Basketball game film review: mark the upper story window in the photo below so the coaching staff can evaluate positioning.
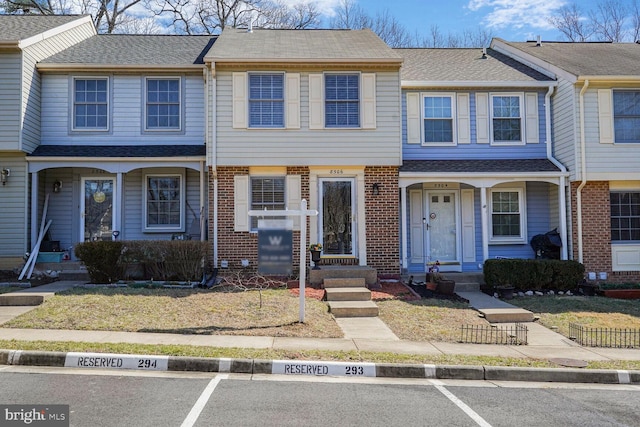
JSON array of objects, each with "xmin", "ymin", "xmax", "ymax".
[
  {"xmin": 146, "ymin": 78, "xmax": 181, "ymax": 130},
  {"xmin": 249, "ymin": 73, "xmax": 284, "ymax": 128},
  {"xmin": 613, "ymin": 90, "xmax": 640, "ymax": 143},
  {"xmin": 325, "ymin": 74, "xmax": 360, "ymax": 128},
  {"xmin": 145, "ymin": 174, "xmax": 184, "ymax": 232},
  {"xmin": 423, "ymin": 94, "xmax": 455, "ymax": 144},
  {"xmin": 490, "ymin": 187, "xmax": 526, "ymax": 243},
  {"xmin": 491, "ymin": 94, "xmax": 523, "ymax": 143},
  {"xmin": 73, "ymin": 78, "xmax": 108, "ymax": 130},
  {"xmin": 610, "ymin": 191, "xmax": 640, "ymax": 241},
  {"xmin": 250, "ymin": 177, "xmax": 285, "ymax": 230}
]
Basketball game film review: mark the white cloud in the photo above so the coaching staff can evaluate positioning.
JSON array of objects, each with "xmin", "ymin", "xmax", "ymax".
[
  {"xmin": 466, "ymin": 0, "xmax": 567, "ymax": 30},
  {"xmin": 277, "ymin": 0, "xmax": 344, "ymax": 17}
]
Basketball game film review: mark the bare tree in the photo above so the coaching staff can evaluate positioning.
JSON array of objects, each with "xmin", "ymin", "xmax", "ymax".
[
  {"xmin": 548, "ymin": 4, "xmax": 593, "ymax": 41},
  {"xmin": 460, "ymin": 27, "xmax": 493, "ymax": 47},
  {"xmin": 631, "ymin": 0, "xmax": 640, "ymax": 41},
  {"xmin": 258, "ymin": 0, "xmax": 320, "ymax": 29},
  {"xmin": 589, "ymin": 0, "xmax": 628, "ymax": 41}
]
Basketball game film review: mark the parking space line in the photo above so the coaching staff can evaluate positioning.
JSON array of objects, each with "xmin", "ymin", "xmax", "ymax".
[
  {"xmin": 430, "ymin": 379, "xmax": 493, "ymax": 427},
  {"xmin": 181, "ymin": 374, "xmax": 228, "ymax": 427}
]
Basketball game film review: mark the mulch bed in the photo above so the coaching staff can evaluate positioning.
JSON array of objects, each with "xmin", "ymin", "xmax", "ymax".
[{"xmin": 288, "ymin": 279, "xmax": 419, "ymax": 301}]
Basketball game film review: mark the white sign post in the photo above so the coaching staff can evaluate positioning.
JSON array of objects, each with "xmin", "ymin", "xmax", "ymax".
[{"xmin": 248, "ymin": 199, "xmax": 318, "ymax": 323}]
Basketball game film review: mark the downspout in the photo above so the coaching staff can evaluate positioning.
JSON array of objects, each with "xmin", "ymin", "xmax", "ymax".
[
  {"xmin": 207, "ymin": 64, "xmax": 219, "ymax": 268},
  {"xmin": 544, "ymin": 85, "xmax": 569, "ymax": 260},
  {"xmin": 576, "ymin": 80, "xmax": 590, "ymax": 263}
]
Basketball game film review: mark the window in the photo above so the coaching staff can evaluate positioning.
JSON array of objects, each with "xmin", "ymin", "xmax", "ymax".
[
  {"xmin": 613, "ymin": 91, "xmax": 640, "ymax": 143},
  {"xmin": 73, "ymin": 78, "xmax": 108, "ymax": 130},
  {"xmin": 145, "ymin": 175, "xmax": 183, "ymax": 231},
  {"xmin": 491, "ymin": 95, "xmax": 522, "ymax": 143},
  {"xmin": 490, "ymin": 188, "xmax": 526, "ymax": 241},
  {"xmin": 146, "ymin": 78, "xmax": 181, "ymax": 130},
  {"xmin": 325, "ymin": 74, "xmax": 359, "ymax": 128},
  {"xmin": 423, "ymin": 95, "xmax": 454, "ymax": 143},
  {"xmin": 611, "ymin": 192, "xmax": 640, "ymax": 241},
  {"xmin": 249, "ymin": 74, "xmax": 284, "ymax": 127},
  {"xmin": 250, "ymin": 177, "xmax": 285, "ymax": 230}
]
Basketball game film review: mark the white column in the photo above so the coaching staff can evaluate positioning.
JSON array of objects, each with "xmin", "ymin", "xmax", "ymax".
[
  {"xmin": 400, "ymin": 184, "xmax": 408, "ymax": 270},
  {"xmin": 558, "ymin": 176, "xmax": 568, "ymax": 260},
  {"xmin": 30, "ymin": 171, "xmax": 39, "ymax": 249},
  {"xmin": 480, "ymin": 187, "xmax": 489, "ymax": 263},
  {"xmin": 114, "ymin": 172, "xmax": 123, "ymax": 239}
]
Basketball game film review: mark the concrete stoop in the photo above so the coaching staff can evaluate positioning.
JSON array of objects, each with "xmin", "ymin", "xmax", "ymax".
[
  {"xmin": 310, "ymin": 266, "xmax": 377, "ymax": 286},
  {"xmin": 0, "ymin": 293, "xmax": 46, "ymax": 306},
  {"xmin": 479, "ymin": 308, "xmax": 536, "ymax": 323},
  {"xmin": 324, "ymin": 277, "xmax": 379, "ymax": 318}
]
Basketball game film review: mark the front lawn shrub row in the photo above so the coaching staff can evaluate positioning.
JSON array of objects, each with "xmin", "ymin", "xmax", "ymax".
[
  {"xmin": 483, "ymin": 259, "xmax": 585, "ymax": 291},
  {"xmin": 75, "ymin": 240, "xmax": 211, "ymax": 284}
]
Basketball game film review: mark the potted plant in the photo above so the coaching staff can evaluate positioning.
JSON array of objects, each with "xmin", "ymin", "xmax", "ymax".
[
  {"xmin": 308, "ymin": 243, "xmax": 322, "ymax": 270},
  {"xmin": 496, "ymin": 284, "xmax": 515, "ymax": 299}
]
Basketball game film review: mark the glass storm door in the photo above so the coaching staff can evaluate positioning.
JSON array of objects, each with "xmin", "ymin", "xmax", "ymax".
[
  {"xmin": 81, "ymin": 178, "xmax": 115, "ymax": 241},
  {"xmin": 320, "ymin": 178, "xmax": 355, "ymax": 256},
  {"xmin": 426, "ymin": 191, "xmax": 457, "ymax": 263}
]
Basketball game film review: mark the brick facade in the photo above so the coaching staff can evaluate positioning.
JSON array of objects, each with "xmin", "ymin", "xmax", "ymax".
[
  {"xmin": 209, "ymin": 165, "xmax": 400, "ymax": 277},
  {"xmin": 365, "ymin": 166, "xmax": 400, "ymax": 276},
  {"xmin": 570, "ymin": 181, "xmax": 640, "ymax": 283}
]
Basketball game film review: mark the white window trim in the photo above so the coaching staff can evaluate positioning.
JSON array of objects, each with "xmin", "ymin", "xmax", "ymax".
[
  {"xmin": 144, "ymin": 76, "xmax": 182, "ymax": 132},
  {"xmin": 421, "ymin": 92, "xmax": 457, "ymax": 147},
  {"xmin": 489, "ymin": 186, "xmax": 527, "ymax": 244},
  {"xmin": 490, "ymin": 92, "xmax": 525, "ymax": 146},
  {"xmin": 323, "ymin": 71, "xmax": 361, "ymax": 129},
  {"xmin": 247, "ymin": 72, "xmax": 286, "ymax": 129},
  {"xmin": 143, "ymin": 172, "xmax": 185, "ymax": 233},
  {"xmin": 71, "ymin": 76, "xmax": 110, "ymax": 132}
]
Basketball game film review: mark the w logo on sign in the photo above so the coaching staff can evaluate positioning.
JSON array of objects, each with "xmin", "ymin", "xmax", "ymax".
[{"xmin": 269, "ymin": 235, "xmax": 283, "ymax": 246}]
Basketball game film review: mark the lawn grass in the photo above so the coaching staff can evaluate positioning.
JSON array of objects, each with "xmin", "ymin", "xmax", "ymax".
[
  {"xmin": 3, "ymin": 287, "xmax": 343, "ymax": 338},
  {"xmin": 509, "ymin": 295, "xmax": 640, "ymax": 338}
]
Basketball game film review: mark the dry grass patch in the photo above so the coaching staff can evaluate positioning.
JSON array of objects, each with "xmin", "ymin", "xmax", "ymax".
[
  {"xmin": 378, "ymin": 298, "xmax": 488, "ymax": 342},
  {"xmin": 3, "ymin": 287, "xmax": 342, "ymax": 338},
  {"xmin": 510, "ymin": 296, "xmax": 640, "ymax": 338}
]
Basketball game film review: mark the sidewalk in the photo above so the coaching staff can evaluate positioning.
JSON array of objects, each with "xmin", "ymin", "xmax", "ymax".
[{"xmin": 1, "ymin": 281, "xmax": 639, "ymax": 363}]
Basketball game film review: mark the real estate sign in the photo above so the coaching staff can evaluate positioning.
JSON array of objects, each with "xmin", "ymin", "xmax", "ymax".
[{"xmin": 257, "ymin": 221, "xmax": 293, "ymax": 275}]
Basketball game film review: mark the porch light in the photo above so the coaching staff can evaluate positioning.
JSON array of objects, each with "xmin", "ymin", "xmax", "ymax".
[
  {"xmin": 53, "ymin": 180, "xmax": 62, "ymax": 193},
  {"xmin": 372, "ymin": 183, "xmax": 381, "ymax": 196},
  {"xmin": 1, "ymin": 168, "xmax": 9, "ymax": 185}
]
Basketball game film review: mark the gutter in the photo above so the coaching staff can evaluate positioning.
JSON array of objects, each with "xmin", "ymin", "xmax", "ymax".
[
  {"xmin": 401, "ymin": 80, "xmax": 556, "ymax": 89},
  {"xmin": 576, "ymin": 80, "xmax": 590, "ymax": 263}
]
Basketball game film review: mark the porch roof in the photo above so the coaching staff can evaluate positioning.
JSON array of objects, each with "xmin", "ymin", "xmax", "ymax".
[
  {"xmin": 28, "ymin": 145, "xmax": 205, "ymax": 158},
  {"xmin": 399, "ymin": 159, "xmax": 562, "ymax": 174}
]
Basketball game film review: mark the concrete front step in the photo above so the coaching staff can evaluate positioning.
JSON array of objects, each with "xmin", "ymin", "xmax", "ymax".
[
  {"xmin": 309, "ymin": 266, "xmax": 377, "ymax": 286},
  {"xmin": 0, "ymin": 294, "xmax": 46, "ymax": 306},
  {"xmin": 323, "ymin": 277, "xmax": 366, "ymax": 289},
  {"xmin": 454, "ymin": 282, "xmax": 480, "ymax": 292},
  {"xmin": 479, "ymin": 308, "xmax": 535, "ymax": 323},
  {"xmin": 325, "ymin": 287, "xmax": 371, "ymax": 301},
  {"xmin": 328, "ymin": 300, "xmax": 379, "ymax": 317}
]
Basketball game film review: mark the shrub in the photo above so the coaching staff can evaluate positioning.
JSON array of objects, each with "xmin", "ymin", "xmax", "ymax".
[
  {"xmin": 74, "ymin": 241, "xmax": 124, "ymax": 284},
  {"xmin": 484, "ymin": 259, "xmax": 584, "ymax": 291}
]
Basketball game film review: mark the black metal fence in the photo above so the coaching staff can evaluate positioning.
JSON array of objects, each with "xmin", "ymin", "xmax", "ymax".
[
  {"xmin": 459, "ymin": 323, "xmax": 528, "ymax": 345},
  {"xmin": 569, "ymin": 323, "xmax": 640, "ymax": 348}
]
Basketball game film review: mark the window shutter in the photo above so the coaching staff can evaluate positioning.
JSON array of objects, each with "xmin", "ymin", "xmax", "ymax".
[
  {"xmin": 457, "ymin": 93, "xmax": 470, "ymax": 144},
  {"xmin": 525, "ymin": 92, "xmax": 539, "ymax": 143},
  {"xmin": 476, "ymin": 92, "xmax": 489, "ymax": 144},
  {"xmin": 308, "ymin": 73, "xmax": 323, "ymax": 129},
  {"xmin": 361, "ymin": 73, "xmax": 376, "ymax": 129},
  {"xmin": 286, "ymin": 73, "xmax": 300, "ymax": 129},
  {"xmin": 406, "ymin": 92, "xmax": 420, "ymax": 144},
  {"xmin": 234, "ymin": 175, "xmax": 249, "ymax": 232},
  {"xmin": 598, "ymin": 89, "xmax": 614, "ymax": 144},
  {"xmin": 286, "ymin": 175, "xmax": 302, "ymax": 230},
  {"xmin": 232, "ymin": 72, "xmax": 247, "ymax": 129}
]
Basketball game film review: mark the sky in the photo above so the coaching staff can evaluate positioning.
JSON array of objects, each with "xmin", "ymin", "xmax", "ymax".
[{"xmin": 304, "ymin": 0, "xmax": 602, "ymax": 42}]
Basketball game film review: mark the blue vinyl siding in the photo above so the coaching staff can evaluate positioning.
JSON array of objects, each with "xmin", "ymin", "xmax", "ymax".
[{"xmin": 402, "ymin": 90, "xmax": 548, "ymax": 160}]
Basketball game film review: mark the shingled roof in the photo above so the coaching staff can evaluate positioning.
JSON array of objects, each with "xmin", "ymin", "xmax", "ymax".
[
  {"xmin": 29, "ymin": 145, "xmax": 205, "ymax": 158},
  {"xmin": 206, "ymin": 28, "xmax": 402, "ymax": 64},
  {"xmin": 39, "ymin": 34, "xmax": 216, "ymax": 69},
  {"xmin": 397, "ymin": 48, "xmax": 553, "ymax": 84},
  {"xmin": 496, "ymin": 39, "xmax": 640, "ymax": 77},
  {"xmin": 0, "ymin": 15, "xmax": 88, "ymax": 42},
  {"xmin": 400, "ymin": 159, "xmax": 562, "ymax": 174}
]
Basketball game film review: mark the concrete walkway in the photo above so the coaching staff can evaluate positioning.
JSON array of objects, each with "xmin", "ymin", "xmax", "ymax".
[
  {"xmin": 0, "ymin": 282, "xmax": 639, "ymax": 363},
  {"xmin": 457, "ymin": 290, "xmax": 536, "ymax": 322}
]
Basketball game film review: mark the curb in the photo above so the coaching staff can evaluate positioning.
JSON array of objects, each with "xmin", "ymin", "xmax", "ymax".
[{"xmin": 1, "ymin": 349, "xmax": 638, "ymax": 384}]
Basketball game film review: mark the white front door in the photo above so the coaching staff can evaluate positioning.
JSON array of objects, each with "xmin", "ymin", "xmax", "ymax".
[
  {"xmin": 425, "ymin": 190, "xmax": 460, "ymax": 269},
  {"xmin": 81, "ymin": 177, "xmax": 115, "ymax": 241},
  {"xmin": 319, "ymin": 178, "xmax": 356, "ymax": 256}
]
